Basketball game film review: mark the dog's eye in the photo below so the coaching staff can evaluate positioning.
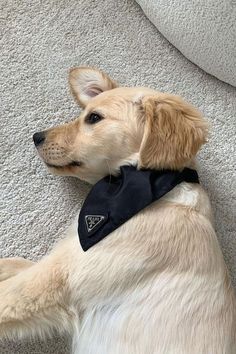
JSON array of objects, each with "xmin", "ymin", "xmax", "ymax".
[{"xmin": 86, "ymin": 113, "xmax": 103, "ymax": 124}]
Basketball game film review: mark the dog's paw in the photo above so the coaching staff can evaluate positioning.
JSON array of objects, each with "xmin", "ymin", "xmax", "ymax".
[{"xmin": 0, "ymin": 257, "xmax": 34, "ymax": 281}]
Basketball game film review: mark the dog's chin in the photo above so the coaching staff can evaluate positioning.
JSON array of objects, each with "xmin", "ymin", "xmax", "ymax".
[
  {"xmin": 44, "ymin": 162, "xmax": 105, "ymax": 184},
  {"xmin": 41, "ymin": 159, "xmax": 81, "ymax": 177},
  {"xmin": 46, "ymin": 161, "xmax": 82, "ymax": 169},
  {"xmin": 42, "ymin": 153, "xmax": 140, "ymax": 184},
  {"xmin": 46, "ymin": 164, "xmax": 80, "ymax": 177}
]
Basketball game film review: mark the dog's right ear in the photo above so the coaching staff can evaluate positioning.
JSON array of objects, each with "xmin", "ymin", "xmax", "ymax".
[{"xmin": 69, "ymin": 67, "xmax": 118, "ymax": 107}]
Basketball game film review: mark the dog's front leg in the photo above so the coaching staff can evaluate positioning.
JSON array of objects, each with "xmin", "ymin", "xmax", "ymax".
[
  {"xmin": 0, "ymin": 254, "xmax": 72, "ymax": 341},
  {"xmin": 0, "ymin": 257, "xmax": 35, "ymax": 281}
]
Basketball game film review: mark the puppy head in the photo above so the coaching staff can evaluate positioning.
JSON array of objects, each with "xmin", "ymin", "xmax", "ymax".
[{"xmin": 34, "ymin": 67, "xmax": 208, "ymax": 183}]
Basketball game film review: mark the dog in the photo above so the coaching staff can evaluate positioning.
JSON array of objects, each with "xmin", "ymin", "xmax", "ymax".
[{"xmin": 0, "ymin": 67, "xmax": 235, "ymax": 353}]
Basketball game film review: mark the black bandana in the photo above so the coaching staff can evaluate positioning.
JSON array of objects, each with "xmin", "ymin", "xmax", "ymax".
[{"xmin": 78, "ymin": 166, "xmax": 199, "ymax": 251}]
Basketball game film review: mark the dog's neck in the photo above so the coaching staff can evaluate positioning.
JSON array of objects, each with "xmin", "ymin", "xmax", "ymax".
[
  {"xmin": 115, "ymin": 154, "xmax": 197, "ymax": 175},
  {"xmin": 78, "ymin": 165, "xmax": 199, "ymax": 251},
  {"xmin": 86, "ymin": 154, "xmax": 198, "ymax": 185}
]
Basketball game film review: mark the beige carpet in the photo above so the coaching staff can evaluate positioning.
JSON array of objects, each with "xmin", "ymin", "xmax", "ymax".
[{"xmin": 1, "ymin": 0, "xmax": 236, "ymax": 352}]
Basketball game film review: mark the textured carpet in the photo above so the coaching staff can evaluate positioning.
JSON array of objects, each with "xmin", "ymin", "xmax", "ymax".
[{"xmin": 1, "ymin": 0, "xmax": 235, "ymax": 353}]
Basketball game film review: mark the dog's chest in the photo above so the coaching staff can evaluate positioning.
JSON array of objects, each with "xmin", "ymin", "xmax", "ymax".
[{"xmin": 162, "ymin": 181, "xmax": 199, "ymax": 206}]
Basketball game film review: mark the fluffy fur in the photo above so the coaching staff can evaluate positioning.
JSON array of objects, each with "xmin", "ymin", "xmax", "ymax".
[{"xmin": 0, "ymin": 67, "xmax": 235, "ymax": 353}]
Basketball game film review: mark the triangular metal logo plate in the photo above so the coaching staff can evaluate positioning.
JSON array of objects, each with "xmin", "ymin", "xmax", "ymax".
[{"xmin": 85, "ymin": 215, "xmax": 105, "ymax": 233}]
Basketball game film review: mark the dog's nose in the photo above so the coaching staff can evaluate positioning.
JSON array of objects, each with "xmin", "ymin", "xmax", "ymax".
[{"xmin": 33, "ymin": 131, "xmax": 45, "ymax": 147}]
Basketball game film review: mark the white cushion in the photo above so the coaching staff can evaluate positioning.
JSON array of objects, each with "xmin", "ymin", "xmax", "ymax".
[{"xmin": 136, "ymin": 0, "xmax": 236, "ymax": 87}]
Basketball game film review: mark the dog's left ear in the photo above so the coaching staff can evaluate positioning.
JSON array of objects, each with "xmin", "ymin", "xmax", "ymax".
[
  {"xmin": 69, "ymin": 67, "xmax": 117, "ymax": 107},
  {"xmin": 138, "ymin": 94, "xmax": 208, "ymax": 170}
]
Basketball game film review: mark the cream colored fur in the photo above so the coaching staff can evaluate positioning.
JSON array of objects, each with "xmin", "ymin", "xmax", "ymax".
[{"xmin": 0, "ymin": 67, "xmax": 235, "ymax": 354}]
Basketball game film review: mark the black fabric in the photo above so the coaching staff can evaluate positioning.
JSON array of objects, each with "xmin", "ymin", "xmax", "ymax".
[{"xmin": 78, "ymin": 166, "xmax": 199, "ymax": 251}]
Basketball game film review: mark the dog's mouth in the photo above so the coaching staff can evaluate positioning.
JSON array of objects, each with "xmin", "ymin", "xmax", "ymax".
[{"xmin": 46, "ymin": 161, "xmax": 82, "ymax": 169}]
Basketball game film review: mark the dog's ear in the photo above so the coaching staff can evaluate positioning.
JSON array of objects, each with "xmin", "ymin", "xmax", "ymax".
[
  {"xmin": 139, "ymin": 94, "xmax": 208, "ymax": 170},
  {"xmin": 69, "ymin": 67, "xmax": 117, "ymax": 107}
]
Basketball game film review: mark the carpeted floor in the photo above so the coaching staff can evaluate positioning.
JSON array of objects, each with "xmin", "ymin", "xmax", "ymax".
[{"xmin": 1, "ymin": 0, "xmax": 235, "ymax": 352}]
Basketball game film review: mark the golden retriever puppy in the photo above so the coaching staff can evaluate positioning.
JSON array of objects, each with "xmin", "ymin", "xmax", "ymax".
[{"xmin": 0, "ymin": 67, "xmax": 235, "ymax": 354}]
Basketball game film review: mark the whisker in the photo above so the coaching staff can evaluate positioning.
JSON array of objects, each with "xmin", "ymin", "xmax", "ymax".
[{"xmin": 105, "ymin": 159, "xmax": 112, "ymax": 186}]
